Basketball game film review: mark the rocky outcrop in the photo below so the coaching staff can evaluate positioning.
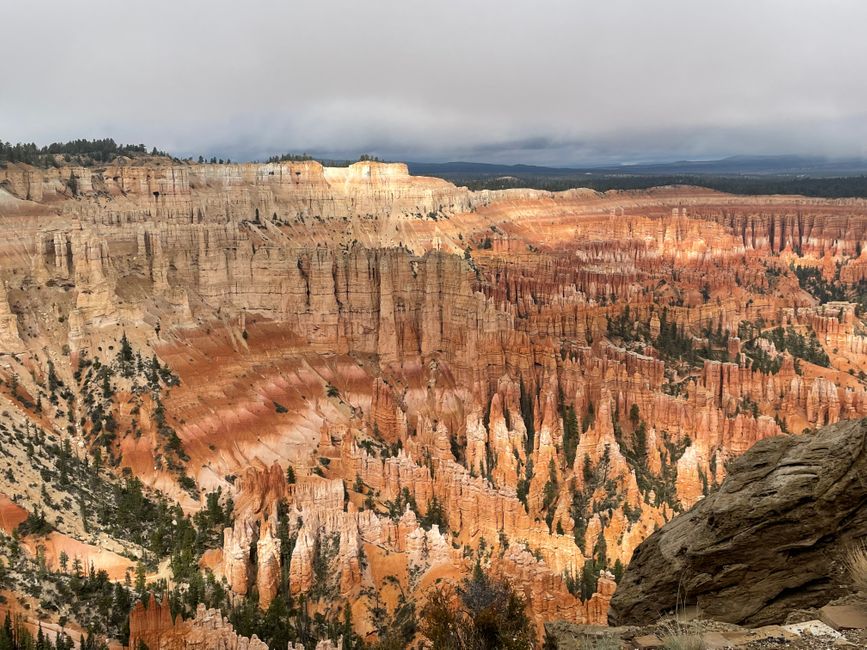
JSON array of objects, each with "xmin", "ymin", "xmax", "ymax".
[
  {"xmin": 220, "ymin": 463, "xmax": 291, "ymax": 604},
  {"xmin": 222, "ymin": 519, "xmax": 255, "ymax": 596},
  {"xmin": 0, "ymin": 282, "xmax": 23, "ymax": 353},
  {"xmin": 609, "ymin": 418, "xmax": 867, "ymax": 627},
  {"xmin": 692, "ymin": 203, "xmax": 867, "ymax": 257},
  {"xmin": 255, "ymin": 517, "xmax": 282, "ymax": 610},
  {"xmin": 129, "ymin": 595, "xmax": 269, "ymax": 650},
  {"xmin": 494, "ymin": 546, "xmax": 616, "ymax": 632}
]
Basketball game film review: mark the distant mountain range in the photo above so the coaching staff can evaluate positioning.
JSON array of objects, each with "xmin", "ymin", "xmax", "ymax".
[{"xmin": 408, "ymin": 155, "xmax": 867, "ymax": 178}]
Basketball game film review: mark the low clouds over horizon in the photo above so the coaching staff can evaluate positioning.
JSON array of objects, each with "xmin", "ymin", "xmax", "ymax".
[{"xmin": 2, "ymin": 0, "xmax": 866, "ymax": 165}]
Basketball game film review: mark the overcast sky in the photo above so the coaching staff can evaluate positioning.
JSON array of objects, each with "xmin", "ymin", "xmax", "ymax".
[{"xmin": 1, "ymin": 1, "xmax": 865, "ymax": 165}]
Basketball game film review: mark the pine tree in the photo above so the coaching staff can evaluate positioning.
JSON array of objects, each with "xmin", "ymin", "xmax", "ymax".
[
  {"xmin": 519, "ymin": 376, "xmax": 535, "ymax": 454},
  {"xmin": 135, "ymin": 562, "xmax": 147, "ymax": 595},
  {"xmin": 119, "ymin": 333, "xmax": 134, "ymax": 377},
  {"xmin": 562, "ymin": 405, "xmax": 579, "ymax": 467},
  {"xmin": 0, "ymin": 612, "xmax": 13, "ymax": 650}
]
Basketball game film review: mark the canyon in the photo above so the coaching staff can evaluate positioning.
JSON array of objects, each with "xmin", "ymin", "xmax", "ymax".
[
  {"xmin": 2, "ymin": 156, "xmax": 867, "ymax": 647},
  {"xmin": 609, "ymin": 416, "xmax": 867, "ymax": 627}
]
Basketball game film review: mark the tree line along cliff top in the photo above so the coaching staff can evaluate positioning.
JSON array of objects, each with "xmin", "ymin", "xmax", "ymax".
[{"xmin": 6, "ymin": 137, "xmax": 867, "ymax": 199}]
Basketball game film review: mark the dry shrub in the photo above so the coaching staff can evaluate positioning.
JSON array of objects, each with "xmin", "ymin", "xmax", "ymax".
[
  {"xmin": 661, "ymin": 635, "xmax": 704, "ymax": 650},
  {"xmin": 576, "ymin": 637, "xmax": 622, "ymax": 650},
  {"xmin": 845, "ymin": 542, "xmax": 867, "ymax": 593},
  {"xmin": 657, "ymin": 619, "xmax": 705, "ymax": 650}
]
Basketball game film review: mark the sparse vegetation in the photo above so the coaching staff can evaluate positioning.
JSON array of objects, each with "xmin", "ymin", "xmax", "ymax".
[
  {"xmin": 0, "ymin": 138, "xmax": 168, "ymax": 167},
  {"xmin": 658, "ymin": 621, "xmax": 705, "ymax": 650},
  {"xmin": 419, "ymin": 563, "xmax": 534, "ymax": 650},
  {"xmin": 845, "ymin": 542, "xmax": 867, "ymax": 594}
]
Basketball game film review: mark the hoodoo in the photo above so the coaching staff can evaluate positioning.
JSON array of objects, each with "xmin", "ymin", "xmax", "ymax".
[{"xmin": 3, "ymin": 155, "xmax": 867, "ymax": 647}]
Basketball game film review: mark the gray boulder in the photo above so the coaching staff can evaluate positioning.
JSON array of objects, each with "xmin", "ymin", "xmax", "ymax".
[{"xmin": 609, "ymin": 418, "xmax": 867, "ymax": 626}]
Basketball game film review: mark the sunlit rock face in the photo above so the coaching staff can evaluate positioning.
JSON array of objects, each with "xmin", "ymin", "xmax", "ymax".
[
  {"xmin": 129, "ymin": 595, "xmax": 270, "ymax": 650},
  {"xmin": 3, "ymin": 157, "xmax": 867, "ymax": 642}
]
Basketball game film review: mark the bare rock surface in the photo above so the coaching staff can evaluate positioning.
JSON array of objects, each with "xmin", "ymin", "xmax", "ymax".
[{"xmin": 547, "ymin": 616, "xmax": 867, "ymax": 649}]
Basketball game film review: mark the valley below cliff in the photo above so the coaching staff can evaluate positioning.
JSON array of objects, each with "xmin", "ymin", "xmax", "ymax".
[{"xmin": 2, "ymin": 156, "xmax": 867, "ymax": 648}]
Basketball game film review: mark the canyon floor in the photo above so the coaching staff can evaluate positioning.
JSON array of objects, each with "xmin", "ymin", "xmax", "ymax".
[{"xmin": 2, "ymin": 155, "xmax": 867, "ymax": 648}]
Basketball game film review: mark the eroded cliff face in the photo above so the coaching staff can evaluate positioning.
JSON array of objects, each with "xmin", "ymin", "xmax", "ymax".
[
  {"xmin": 129, "ymin": 594, "xmax": 271, "ymax": 650},
  {"xmin": 3, "ymin": 159, "xmax": 867, "ymax": 645}
]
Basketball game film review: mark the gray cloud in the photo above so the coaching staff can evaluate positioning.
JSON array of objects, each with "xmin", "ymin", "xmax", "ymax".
[{"xmin": 1, "ymin": 0, "xmax": 865, "ymax": 165}]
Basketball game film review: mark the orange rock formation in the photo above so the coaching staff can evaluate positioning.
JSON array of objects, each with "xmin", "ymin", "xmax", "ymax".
[{"xmin": 2, "ymin": 158, "xmax": 867, "ymax": 644}]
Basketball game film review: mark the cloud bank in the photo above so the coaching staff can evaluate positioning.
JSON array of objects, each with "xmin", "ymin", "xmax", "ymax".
[{"xmin": 1, "ymin": 0, "xmax": 865, "ymax": 165}]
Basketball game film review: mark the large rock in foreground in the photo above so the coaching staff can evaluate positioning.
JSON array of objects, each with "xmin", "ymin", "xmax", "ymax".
[{"xmin": 609, "ymin": 418, "xmax": 867, "ymax": 627}]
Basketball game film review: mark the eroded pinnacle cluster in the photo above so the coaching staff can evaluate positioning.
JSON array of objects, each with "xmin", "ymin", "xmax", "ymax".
[{"xmin": 1, "ymin": 158, "xmax": 867, "ymax": 645}]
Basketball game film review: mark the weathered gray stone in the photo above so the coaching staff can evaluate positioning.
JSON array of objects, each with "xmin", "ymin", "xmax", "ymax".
[
  {"xmin": 819, "ymin": 604, "xmax": 867, "ymax": 630},
  {"xmin": 719, "ymin": 625, "xmax": 797, "ymax": 646},
  {"xmin": 610, "ymin": 419, "xmax": 867, "ymax": 627},
  {"xmin": 699, "ymin": 631, "xmax": 732, "ymax": 649},
  {"xmin": 631, "ymin": 634, "xmax": 663, "ymax": 648},
  {"xmin": 543, "ymin": 620, "xmax": 633, "ymax": 650},
  {"xmin": 781, "ymin": 619, "xmax": 841, "ymax": 638}
]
